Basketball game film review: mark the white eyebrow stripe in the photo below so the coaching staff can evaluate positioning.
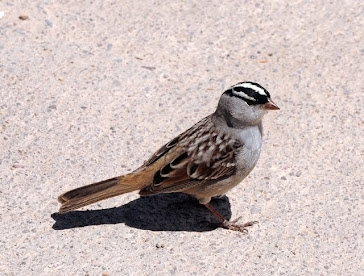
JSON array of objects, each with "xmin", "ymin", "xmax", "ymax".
[
  {"xmin": 238, "ymin": 83, "xmax": 267, "ymax": 96},
  {"xmin": 232, "ymin": 90, "xmax": 257, "ymax": 101}
]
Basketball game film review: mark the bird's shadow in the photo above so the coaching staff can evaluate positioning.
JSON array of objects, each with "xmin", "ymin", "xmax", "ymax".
[{"xmin": 51, "ymin": 194, "xmax": 232, "ymax": 232}]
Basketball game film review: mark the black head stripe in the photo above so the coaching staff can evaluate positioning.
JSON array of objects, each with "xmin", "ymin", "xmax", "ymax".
[
  {"xmin": 235, "ymin": 82, "xmax": 271, "ymax": 97},
  {"xmin": 224, "ymin": 89, "xmax": 257, "ymax": 105},
  {"xmin": 233, "ymin": 86, "xmax": 269, "ymax": 104},
  {"xmin": 224, "ymin": 82, "xmax": 270, "ymax": 105}
]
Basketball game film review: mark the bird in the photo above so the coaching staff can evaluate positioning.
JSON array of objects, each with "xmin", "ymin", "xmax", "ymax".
[{"xmin": 58, "ymin": 81, "xmax": 279, "ymax": 233}]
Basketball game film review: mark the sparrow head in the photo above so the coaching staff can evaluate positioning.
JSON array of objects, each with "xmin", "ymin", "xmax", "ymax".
[
  {"xmin": 217, "ymin": 82, "xmax": 279, "ymax": 126},
  {"xmin": 225, "ymin": 81, "xmax": 279, "ymax": 110}
]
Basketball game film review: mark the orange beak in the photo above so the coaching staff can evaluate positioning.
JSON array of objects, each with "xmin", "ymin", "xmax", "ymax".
[{"xmin": 264, "ymin": 99, "xmax": 280, "ymax": 110}]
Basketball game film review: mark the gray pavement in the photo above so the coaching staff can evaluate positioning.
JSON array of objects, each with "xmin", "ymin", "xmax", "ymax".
[{"xmin": 0, "ymin": 0, "xmax": 363, "ymax": 275}]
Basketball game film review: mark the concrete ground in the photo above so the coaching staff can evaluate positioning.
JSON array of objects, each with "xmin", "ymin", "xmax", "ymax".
[{"xmin": 0, "ymin": 0, "xmax": 363, "ymax": 275}]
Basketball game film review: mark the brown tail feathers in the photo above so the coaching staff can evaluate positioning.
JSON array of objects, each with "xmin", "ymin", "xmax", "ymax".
[{"xmin": 58, "ymin": 173, "xmax": 148, "ymax": 213}]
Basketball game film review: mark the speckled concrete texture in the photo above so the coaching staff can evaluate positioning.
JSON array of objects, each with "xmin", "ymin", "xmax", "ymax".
[{"xmin": 0, "ymin": 0, "xmax": 363, "ymax": 275}]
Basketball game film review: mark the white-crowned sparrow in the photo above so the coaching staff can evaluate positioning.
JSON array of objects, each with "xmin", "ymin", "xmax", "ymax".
[{"xmin": 58, "ymin": 82, "xmax": 279, "ymax": 233}]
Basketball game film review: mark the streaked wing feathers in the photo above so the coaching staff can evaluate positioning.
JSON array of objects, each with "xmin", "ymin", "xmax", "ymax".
[{"xmin": 139, "ymin": 116, "xmax": 241, "ymax": 195}]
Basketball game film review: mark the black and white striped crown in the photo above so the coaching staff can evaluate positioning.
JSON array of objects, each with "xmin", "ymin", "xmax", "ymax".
[{"xmin": 224, "ymin": 82, "xmax": 271, "ymax": 105}]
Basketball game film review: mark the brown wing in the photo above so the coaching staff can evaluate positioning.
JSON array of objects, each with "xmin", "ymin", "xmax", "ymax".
[
  {"xmin": 142, "ymin": 135, "xmax": 180, "ymax": 167},
  {"xmin": 139, "ymin": 116, "xmax": 241, "ymax": 195}
]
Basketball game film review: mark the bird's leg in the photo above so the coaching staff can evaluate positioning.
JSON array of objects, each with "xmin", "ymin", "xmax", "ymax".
[{"xmin": 203, "ymin": 203, "xmax": 258, "ymax": 233}]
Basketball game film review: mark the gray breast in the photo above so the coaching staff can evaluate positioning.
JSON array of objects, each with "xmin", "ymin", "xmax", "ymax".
[{"xmin": 234, "ymin": 125, "xmax": 262, "ymax": 173}]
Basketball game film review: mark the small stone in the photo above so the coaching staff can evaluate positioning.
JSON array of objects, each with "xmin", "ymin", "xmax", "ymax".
[
  {"xmin": 296, "ymin": 170, "xmax": 302, "ymax": 177},
  {"xmin": 141, "ymin": 66, "xmax": 156, "ymax": 71},
  {"xmin": 19, "ymin": 15, "xmax": 29, "ymax": 20},
  {"xmin": 281, "ymin": 176, "xmax": 287, "ymax": 180},
  {"xmin": 156, "ymin": 243, "xmax": 165, "ymax": 248},
  {"xmin": 45, "ymin": 19, "xmax": 53, "ymax": 27}
]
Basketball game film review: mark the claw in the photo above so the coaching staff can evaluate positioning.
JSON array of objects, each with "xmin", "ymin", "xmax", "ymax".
[
  {"xmin": 203, "ymin": 203, "xmax": 258, "ymax": 233},
  {"xmin": 221, "ymin": 218, "xmax": 258, "ymax": 233}
]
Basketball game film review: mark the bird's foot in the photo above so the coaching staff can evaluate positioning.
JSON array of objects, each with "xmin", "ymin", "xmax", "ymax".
[{"xmin": 221, "ymin": 217, "xmax": 258, "ymax": 233}]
